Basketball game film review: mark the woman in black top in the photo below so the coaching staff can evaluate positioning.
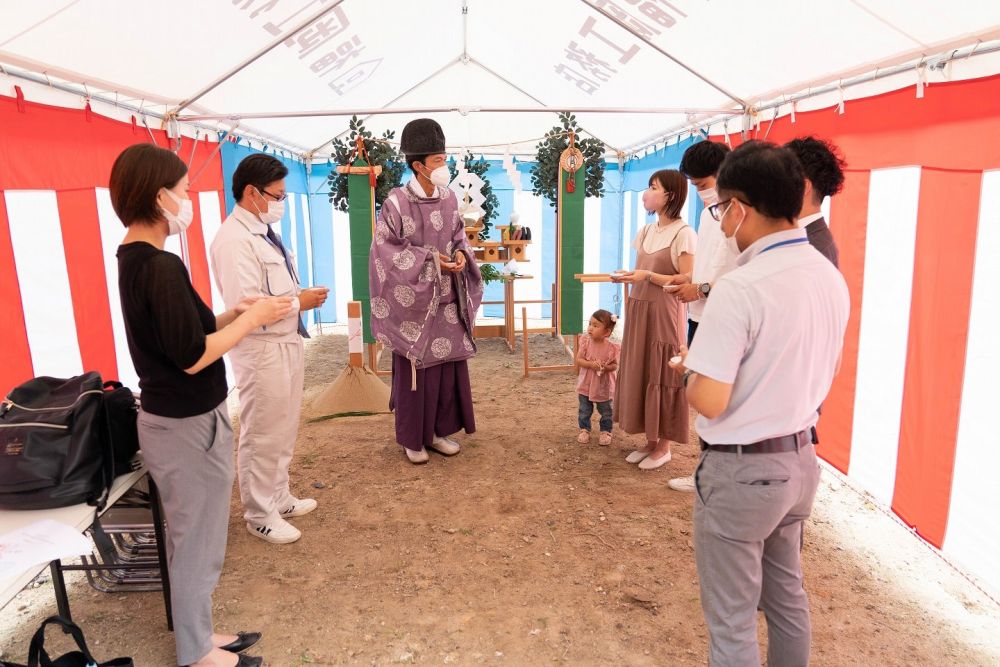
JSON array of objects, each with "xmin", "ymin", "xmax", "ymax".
[{"xmin": 111, "ymin": 144, "xmax": 291, "ymax": 667}]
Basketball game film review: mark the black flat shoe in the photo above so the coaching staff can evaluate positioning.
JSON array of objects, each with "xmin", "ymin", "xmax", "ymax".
[
  {"xmin": 181, "ymin": 655, "xmax": 262, "ymax": 667},
  {"xmin": 220, "ymin": 631, "xmax": 262, "ymax": 653}
]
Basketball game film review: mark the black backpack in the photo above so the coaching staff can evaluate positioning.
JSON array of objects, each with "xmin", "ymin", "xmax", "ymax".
[
  {"xmin": 0, "ymin": 372, "xmax": 113, "ymax": 510},
  {"xmin": 101, "ymin": 380, "xmax": 140, "ymax": 477}
]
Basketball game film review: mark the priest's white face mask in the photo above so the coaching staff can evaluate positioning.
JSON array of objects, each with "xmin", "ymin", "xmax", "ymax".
[
  {"xmin": 427, "ymin": 166, "xmax": 451, "ymax": 188},
  {"xmin": 417, "ymin": 154, "xmax": 451, "ymax": 188}
]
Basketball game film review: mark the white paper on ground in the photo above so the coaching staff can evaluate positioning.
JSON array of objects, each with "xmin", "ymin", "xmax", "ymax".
[{"xmin": 0, "ymin": 519, "xmax": 92, "ymax": 576}]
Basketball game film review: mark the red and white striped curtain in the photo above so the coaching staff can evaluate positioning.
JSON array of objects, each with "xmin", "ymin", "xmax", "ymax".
[
  {"xmin": 0, "ymin": 92, "xmax": 227, "ymax": 394},
  {"xmin": 710, "ymin": 73, "xmax": 1000, "ymax": 594}
]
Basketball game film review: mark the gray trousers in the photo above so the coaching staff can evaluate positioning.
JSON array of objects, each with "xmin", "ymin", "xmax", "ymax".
[
  {"xmin": 694, "ymin": 443, "xmax": 821, "ymax": 667},
  {"xmin": 138, "ymin": 402, "xmax": 234, "ymax": 666}
]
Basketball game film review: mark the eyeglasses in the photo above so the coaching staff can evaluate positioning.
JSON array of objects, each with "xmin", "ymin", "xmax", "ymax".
[
  {"xmin": 707, "ymin": 198, "xmax": 747, "ymax": 222},
  {"xmin": 707, "ymin": 199, "xmax": 732, "ymax": 222},
  {"xmin": 259, "ymin": 188, "xmax": 288, "ymax": 202}
]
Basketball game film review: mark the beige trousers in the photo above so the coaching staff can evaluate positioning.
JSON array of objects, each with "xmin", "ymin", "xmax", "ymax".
[{"xmin": 230, "ymin": 337, "xmax": 305, "ymax": 525}]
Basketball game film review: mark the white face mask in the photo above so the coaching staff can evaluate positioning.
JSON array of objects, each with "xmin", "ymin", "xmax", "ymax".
[
  {"xmin": 254, "ymin": 189, "xmax": 285, "ymax": 225},
  {"xmin": 162, "ymin": 188, "xmax": 193, "ymax": 235},
  {"xmin": 722, "ymin": 200, "xmax": 747, "ymax": 256},
  {"xmin": 697, "ymin": 187, "xmax": 718, "ymax": 206},
  {"xmin": 421, "ymin": 164, "xmax": 451, "ymax": 188}
]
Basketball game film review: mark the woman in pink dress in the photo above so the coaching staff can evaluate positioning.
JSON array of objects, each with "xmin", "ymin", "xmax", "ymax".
[{"xmin": 612, "ymin": 170, "xmax": 696, "ymax": 470}]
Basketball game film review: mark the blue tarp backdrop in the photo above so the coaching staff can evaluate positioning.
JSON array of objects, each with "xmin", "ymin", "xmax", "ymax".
[{"xmin": 218, "ymin": 136, "xmax": 704, "ymax": 324}]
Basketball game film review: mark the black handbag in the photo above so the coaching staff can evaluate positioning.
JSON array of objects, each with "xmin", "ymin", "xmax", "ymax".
[
  {"xmin": 0, "ymin": 615, "xmax": 133, "ymax": 667},
  {"xmin": 0, "ymin": 372, "xmax": 112, "ymax": 510},
  {"xmin": 101, "ymin": 381, "xmax": 139, "ymax": 477}
]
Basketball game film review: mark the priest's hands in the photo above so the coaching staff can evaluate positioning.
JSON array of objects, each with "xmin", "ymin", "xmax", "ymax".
[{"xmin": 438, "ymin": 251, "xmax": 466, "ymax": 273}]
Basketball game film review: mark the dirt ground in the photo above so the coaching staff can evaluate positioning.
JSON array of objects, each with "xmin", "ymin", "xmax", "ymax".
[{"xmin": 3, "ymin": 332, "xmax": 999, "ymax": 666}]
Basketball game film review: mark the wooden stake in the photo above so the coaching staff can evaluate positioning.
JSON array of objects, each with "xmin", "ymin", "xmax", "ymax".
[
  {"xmin": 551, "ymin": 282, "xmax": 558, "ymax": 338},
  {"xmin": 522, "ymin": 307, "xmax": 529, "ymax": 378}
]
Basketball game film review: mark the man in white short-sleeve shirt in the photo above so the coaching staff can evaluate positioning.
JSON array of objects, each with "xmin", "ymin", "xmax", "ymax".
[
  {"xmin": 674, "ymin": 140, "xmax": 737, "ymax": 346},
  {"xmin": 667, "ymin": 140, "xmax": 737, "ymax": 493},
  {"xmin": 672, "ymin": 142, "xmax": 849, "ymax": 666}
]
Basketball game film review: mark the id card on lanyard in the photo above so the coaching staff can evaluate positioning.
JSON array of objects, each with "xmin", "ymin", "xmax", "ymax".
[{"xmin": 758, "ymin": 237, "xmax": 809, "ymax": 255}]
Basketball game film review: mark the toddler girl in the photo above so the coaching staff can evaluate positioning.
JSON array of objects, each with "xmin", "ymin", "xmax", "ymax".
[{"xmin": 575, "ymin": 309, "xmax": 620, "ymax": 445}]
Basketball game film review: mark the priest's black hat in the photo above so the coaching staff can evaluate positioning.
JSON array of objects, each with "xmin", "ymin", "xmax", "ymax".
[{"xmin": 400, "ymin": 118, "xmax": 446, "ymax": 155}]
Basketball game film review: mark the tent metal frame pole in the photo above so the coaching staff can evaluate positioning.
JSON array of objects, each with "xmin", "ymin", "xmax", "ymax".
[
  {"xmin": 743, "ymin": 31, "xmax": 1000, "ymax": 116},
  {"xmin": 178, "ymin": 105, "xmax": 734, "ymax": 123},
  {"xmin": 0, "ymin": 50, "xmax": 174, "ymax": 107},
  {"xmin": 0, "ymin": 1, "xmax": 83, "ymax": 50},
  {"xmin": 306, "ymin": 53, "xmax": 631, "ymax": 156},
  {"xmin": 172, "ymin": 0, "xmax": 347, "ymax": 115},
  {"xmin": 305, "ymin": 0, "xmax": 623, "ymax": 157},
  {"xmin": 0, "ymin": 64, "xmax": 306, "ymax": 156},
  {"xmin": 308, "ymin": 57, "xmax": 463, "ymax": 156},
  {"xmin": 755, "ymin": 42, "xmax": 1000, "ymax": 113},
  {"xmin": 469, "ymin": 59, "xmax": 548, "ymax": 107},
  {"xmin": 847, "ymin": 0, "xmax": 929, "ymax": 48},
  {"xmin": 621, "ymin": 37, "xmax": 1000, "ymax": 155},
  {"xmin": 576, "ymin": 0, "xmax": 747, "ymax": 109},
  {"xmin": 462, "ymin": 0, "xmax": 470, "ymax": 60},
  {"xmin": 467, "ymin": 57, "xmax": 621, "ymax": 152}
]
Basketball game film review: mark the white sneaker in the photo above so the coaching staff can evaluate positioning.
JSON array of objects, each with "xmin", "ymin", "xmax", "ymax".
[
  {"xmin": 279, "ymin": 497, "xmax": 318, "ymax": 518},
  {"xmin": 667, "ymin": 476, "xmax": 696, "ymax": 492},
  {"xmin": 246, "ymin": 518, "xmax": 301, "ymax": 545},
  {"xmin": 638, "ymin": 450, "xmax": 672, "ymax": 470},
  {"xmin": 429, "ymin": 436, "xmax": 461, "ymax": 456},
  {"xmin": 625, "ymin": 450, "xmax": 650, "ymax": 464},
  {"xmin": 406, "ymin": 447, "xmax": 430, "ymax": 463}
]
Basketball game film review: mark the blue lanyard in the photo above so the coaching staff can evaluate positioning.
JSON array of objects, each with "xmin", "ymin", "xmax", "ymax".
[{"xmin": 759, "ymin": 237, "xmax": 809, "ymax": 255}]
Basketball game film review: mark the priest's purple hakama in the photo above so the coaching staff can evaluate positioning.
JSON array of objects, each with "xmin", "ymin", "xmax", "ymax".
[{"xmin": 369, "ymin": 180, "xmax": 484, "ymax": 451}]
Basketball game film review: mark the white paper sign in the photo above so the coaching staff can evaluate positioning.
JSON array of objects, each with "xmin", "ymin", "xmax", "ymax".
[{"xmin": 347, "ymin": 315, "xmax": 363, "ymax": 355}]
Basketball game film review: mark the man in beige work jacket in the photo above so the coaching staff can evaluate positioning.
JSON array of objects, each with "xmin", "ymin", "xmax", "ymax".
[{"xmin": 211, "ymin": 153, "xmax": 328, "ymax": 545}]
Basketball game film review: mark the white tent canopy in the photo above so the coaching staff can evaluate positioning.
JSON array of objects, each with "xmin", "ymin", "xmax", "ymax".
[{"xmin": 2, "ymin": 0, "xmax": 998, "ymax": 157}]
